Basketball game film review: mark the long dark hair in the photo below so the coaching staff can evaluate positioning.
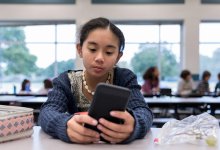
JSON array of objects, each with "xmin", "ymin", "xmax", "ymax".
[
  {"xmin": 77, "ymin": 17, "xmax": 125, "ymax": 52},
  {"xmin": 44, "ymin": 79, "xmax": 53, "ymax": 89},
  {"xmin": 143, "ymin": 66, "xmax": 159, "ymax": 84},
  {"xmin": 21, "ymin": 79, "xmax": 30, "ymax": 91}
]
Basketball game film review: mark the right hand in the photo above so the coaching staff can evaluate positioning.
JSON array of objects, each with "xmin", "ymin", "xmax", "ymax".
[{"xmin": 67, "ymin": 114, "xmax": 100, "ymax": 143}]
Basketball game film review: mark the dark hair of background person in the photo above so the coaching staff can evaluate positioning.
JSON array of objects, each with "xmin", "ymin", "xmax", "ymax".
[
  {"xmin": 21, "ymin": 79, "xmax": 30, "ymax": 91},
  {"xmin": 202, "ymin": 70, "xmax": 211, "ymax": 80},
  {"xmin": 78, "ymin": 17, "xmax": 125, "ymax": 52},
  {"xmin": 218, "ymin": 73, "xmax": 220, "ymax": 79},
  {"xmin": 180, "ymin": 70, "xmax": 191, "ymax": 80},
  {"xmin": 44, "ymin": 79, "xmax": 53, "ymax": 89},
  {"xmin": 143, "ymin": 66, "xmax": 159, "ymax": 82}
]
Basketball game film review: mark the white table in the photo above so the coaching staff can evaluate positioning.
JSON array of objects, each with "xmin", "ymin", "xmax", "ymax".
[
  {"xmin": 0, "ymin": 126, "xmax": 219, "ymax": 150},
  {"xmin": 145, "ymin": 96, "xmax": 220, "ymax": 118},
  {"xmin": 0, "ymin": 95, "xmax": 34, "ymax": 103}
]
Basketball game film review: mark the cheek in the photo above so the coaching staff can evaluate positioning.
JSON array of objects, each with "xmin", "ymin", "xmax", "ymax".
[{"xmin": 106, "ymin": 56, "xmax": 118, "ymax": 66}]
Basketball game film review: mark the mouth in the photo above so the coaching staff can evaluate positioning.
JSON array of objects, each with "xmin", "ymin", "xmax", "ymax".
[{"xmin": 93, "ymin": 66, "xmax": 104, "ymax": 72}]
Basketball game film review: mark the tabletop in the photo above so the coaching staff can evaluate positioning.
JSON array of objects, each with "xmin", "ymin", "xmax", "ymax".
[
  {"xmin": 145, "ymin": 96, "xmax": 220, "ymax": 104},
  {"xmin": 0, "ymin": 126, "xmax": 219, "ymax": 150},
  {"xmin": 0, "ymin": 95, "xmax": 34, "ymax": 102}
]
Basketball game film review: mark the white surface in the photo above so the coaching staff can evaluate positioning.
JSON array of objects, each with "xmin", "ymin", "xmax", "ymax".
[
  {"xmin": 17, "ymin": 97, "xmax": 47, "ymax": 103},
  {"xmin": 0, "ymin": 126, "xmax": 219, "ymax": 150},
  {"xmin": 145, "ymin": 97, "xmax": 220, "ymax": 104},
  {"xmin": 0, "ymin": 96, "xmax": 34, "ymax": 102},
  {"xmin": 0, "ymin": 96, "xmax": 46, "ymax": 103}
]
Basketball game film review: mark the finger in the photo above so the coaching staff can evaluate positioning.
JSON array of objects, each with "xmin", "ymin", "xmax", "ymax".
[
  {"xmin": 99, "ymin": 118, "xmax": 132, "ymax": 133},
  {"xmin": 67, "ymin": 127, "xmax": 100, "ymax": 144},
  {"xmin": 110, "ymin": 111, "xmax": 130, "ymax": 121},
  {"xmin": 68, "ymin": 117, "xmax": 100, "ymax": 138},
  {"xmin": 97, "ymin": 124, "xmax": 129, "ymax": 139},
  {"xmin": 73, "ymin": 114, "xmax": 98, "ymax": 126},
  {"xmin": 100, "ymin": 133, "xmax": 124, "ymax": 144}
]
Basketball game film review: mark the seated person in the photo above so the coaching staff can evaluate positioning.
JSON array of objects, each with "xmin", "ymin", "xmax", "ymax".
[
  {"xmin": 37, "ymin": 79, "xmax": 53, "ymax": 95},
  {"xmin": 214, "ymin": 73, "xmax": 220, "ymax": 95},
  {"xmin": 196, "ymin": 71, "xmax": 211, "ymax": 95},
  {"xmin": 38, "ymin": 17, "xmax": 153, "ymax": 144},
  {"xmin": 142, "ymin": 66, "xmax": 160, "ymax": 95},
  {"xmin": 19, "ymin": 79, "xmax": 32, "ymax": 94},
  {"xmin": 177, "ymin": 70, "xmax": 195, "ymax": 96}
]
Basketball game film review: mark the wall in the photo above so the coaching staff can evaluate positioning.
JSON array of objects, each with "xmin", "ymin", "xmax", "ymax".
[{"xmin": 0, "ymin": 0, "xmax": 219, "ymax": 73}]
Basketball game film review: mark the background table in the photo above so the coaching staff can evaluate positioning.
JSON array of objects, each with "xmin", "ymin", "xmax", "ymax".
[
  {"xmin": 0, "ymin": 126, "xmax": 219, "ymax": 150},
  {"xmin": 145, "ymin": 96, "xmax": 220, "ymax": 117}
]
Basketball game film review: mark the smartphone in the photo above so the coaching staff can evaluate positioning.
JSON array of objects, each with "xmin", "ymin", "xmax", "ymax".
[{"xmin": 84, "ymin": 83, "xmax": 131, "ymax": 134}]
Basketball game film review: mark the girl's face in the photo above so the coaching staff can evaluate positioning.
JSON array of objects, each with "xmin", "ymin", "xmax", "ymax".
[
  {"xmin": 154, "ymin": 68, "xmax": 159, "ymax": 77},
  {"xmin": 77, "ymin": 28, "xmax": 122, "ymax": 78},
  {"xmin": 186, "ymin": 75, "xmax": 191, "ymax": 82},
  {"xmin": 205, "ymin": 76, "xmax": 210, "ymax": 82}
]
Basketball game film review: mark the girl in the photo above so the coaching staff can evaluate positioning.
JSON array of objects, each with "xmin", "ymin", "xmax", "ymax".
[
  {"xmin": 39, "ymin": 17, "xmax": 153, "ymax": 144},
  {"xmin": 19, "ymin": 79, "xmax": 32, "ymax": 94},
  {"xmin": 142, "ymin": 66, "xmax": 160, "ymax": 95},
  {"xmin": 196, "ymin": 70, "xmax": 211, "ymax": 95}
]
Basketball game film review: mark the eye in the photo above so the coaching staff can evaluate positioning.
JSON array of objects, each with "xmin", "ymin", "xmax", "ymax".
[
  {"xmin": 106, "ymin": 51, "xmax": 113, "ymax": 55},
  {"xmin": 89, "ymin": 48, "xmax": 96, "ymax": 52}
]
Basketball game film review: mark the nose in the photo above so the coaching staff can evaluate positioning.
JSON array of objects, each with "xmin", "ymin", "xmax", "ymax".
[{"xmin": 94, "ymin": 51, "xmax": 104, "ymax": 64}]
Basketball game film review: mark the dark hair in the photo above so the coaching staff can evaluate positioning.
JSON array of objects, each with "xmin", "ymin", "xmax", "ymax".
[
  {"xmin": 21, "ymin": 79, "xmax": 30, "ymax": 91},
  {"xmin": 78, "ymin": 17, "xmax": 125, "ymax": 52},
  {"xmin": 143, "ymin": 66, "xmax": 159, "ymax": 81},
  {"xmin": 218, "ymin": 73, "xmax": 220, "ymax": 79},
  {"xmin": 202, "ymin": 70, "xmax": 211, "ymax": 80},
  {"xmin": 44, "ymin": 79, "xmax": 53, "ymax": 89},
  {"xmin": 180, "ymin": 70, "xmax": 191, "ymax": 80}
]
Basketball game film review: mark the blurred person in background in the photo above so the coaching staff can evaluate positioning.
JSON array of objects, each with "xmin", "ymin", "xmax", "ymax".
[
  {"xmin": 214, "ymin": 73, "xmax": 220, "ymax": 95},
  {"xmin": 19, "ymin": 79, "xmax": 32, "ymax": 94},
  {"xmin": 196, "ymin": 70, "xmax": 211, "ymax": 95},
  {"xmin": 142, "ymin": 66, "xmax": 160, "ymax": 95},
  {"xmin": 177, "ymin": 70, "xmax": 195, "ymax": 96},
  {"xmin": 37, "ymin": 79, "xmax": 53, "ymax": 95}
]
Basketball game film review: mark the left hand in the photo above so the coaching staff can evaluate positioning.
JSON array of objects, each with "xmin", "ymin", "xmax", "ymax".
[{"xmin": 97, "ymin": 111, "xmax": 135, "ymax": 144}]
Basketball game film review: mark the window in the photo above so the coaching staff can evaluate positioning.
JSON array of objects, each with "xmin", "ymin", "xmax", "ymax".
[
  {"xmin": 116, "ymin": 23, "xmax": 181, "ymax": 92},
  {"xmin": 0, "ymin": 23, "xmax": 76, "ymax": 93},
  {"xmin": 200, "ymin": 22, "xmax": 220, "ymax": 91}
]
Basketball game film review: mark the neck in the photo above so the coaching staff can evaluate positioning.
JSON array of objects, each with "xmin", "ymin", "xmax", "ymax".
[{"xmin": 84, "ymin": 71, "xmax": 109, "ymax": 90}]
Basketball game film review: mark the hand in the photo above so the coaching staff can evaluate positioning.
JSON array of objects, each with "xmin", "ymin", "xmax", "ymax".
[
  {"xmin": 67, "ymin": 114, "xmax": 100, "ymax": 143},
  {"xmin": 97, "ymin": 111, "xmax": 135, "ymax": 144}
]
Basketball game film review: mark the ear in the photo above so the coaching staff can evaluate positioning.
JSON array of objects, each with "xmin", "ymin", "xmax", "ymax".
[
  {"xmin": 77, "ymin": 44, "xmax": 83, "ymax": 58},
  {"xmin": 116, "ymin": 52, "xmax": 123, "ymax": 64}
]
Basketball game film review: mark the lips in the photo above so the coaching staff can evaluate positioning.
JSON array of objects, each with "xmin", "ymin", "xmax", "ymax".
[{"xmin": 93, "ymin": 66, "xmax": 104, "ymax": 73}]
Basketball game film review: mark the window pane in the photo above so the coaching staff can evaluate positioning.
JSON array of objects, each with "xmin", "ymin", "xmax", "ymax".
[
  {"xmin": 25, "ymin": 25, "xmax": 55, "ymax": 42},
  {"xmin": 57, "ymin": 24, "xmax": 76, "ymax": 43},
  {"xmin": 200, "ymin": 23, "xmax": 220, "ymax": 43},
  {"xmin": 117, "ymin": 25, "xmax": 159, "ymax": 43},
  {"xmin": 27, "ymin": 44, "xmax": 55, "ymax": 69},
  {"xmin": 0, "ymin": 23, "xmax": 76, "ymax": 94},
  {"xmin": 57, "ymin": 44, "xmax": 75, "ymax": 74},
  {"xmin": 117, "ymin": 24, "xmax": 181, "ymax": 92},
  {"xmin": 200, "ymin": 22, "xmax": 220, "ymax": 92},
  {"xmin": 199, "ymin": 44, "xmax": 220, "ymax": 91},
  {"xmin": 161, "ymin": 25, "xmax": 181, "ymax": 43}
]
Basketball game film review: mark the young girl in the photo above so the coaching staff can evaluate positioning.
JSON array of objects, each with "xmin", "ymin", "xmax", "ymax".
[
  {"xmin": 39, "ymin": 17, "xmax": 153, "ymax": 144},
  {"xmin": 142, "ymin": 66, "xmax": 160, "ymax": 95},
  {"xmin": 196, "ymin": 70, "xmax": 211, "ymax": 95}
]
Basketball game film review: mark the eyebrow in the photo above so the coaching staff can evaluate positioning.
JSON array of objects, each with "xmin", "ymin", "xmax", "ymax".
[{"xmin": 87, "ymin": 41, "xmax": 117, "ymax": 49}]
